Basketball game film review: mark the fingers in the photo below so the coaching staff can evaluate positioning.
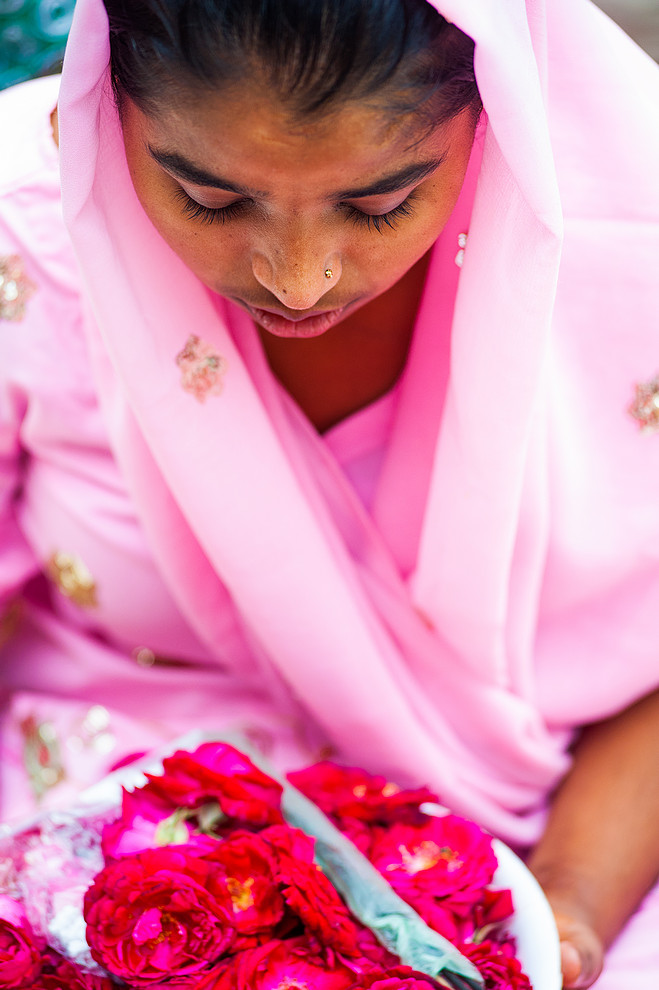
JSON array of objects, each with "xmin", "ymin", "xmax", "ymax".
[{"xmin": 553, "ymin": 912, "xmax": 604, "ymax": 988}]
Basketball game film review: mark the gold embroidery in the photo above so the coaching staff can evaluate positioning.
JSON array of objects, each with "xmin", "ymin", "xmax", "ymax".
[
  {"xmin": 20, "ymin": 715, "xmax": 65, "ymax": 800},
  {"xmin": 0, "ymin": 598, "xmax": 22, "ymax": 650},
  {"xmin": 47, "ymin": 551, "xmax": 98, "ymax": 608}
]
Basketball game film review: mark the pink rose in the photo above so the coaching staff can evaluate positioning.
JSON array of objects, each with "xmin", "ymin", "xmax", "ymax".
[
  {"xmin": 288, "ymin": 763, "xmax": 438, "ymax": 827},
  {"xmin": 83, "ymin": 848, "xmax": 236, "ymax": 986},
  {"xmin": 459, "ymin": 940, "xmax": 532, "ymax": 990},
  {"xmin": 369, "ymin": 816, "xmax": 498, "ymax": 911},
  {"xmin": 142, "ymin": 743, "xmax": 284, "ymax": 826},
  {"xmin": 102, "ymin": 787, "xmax": 219, "ymax": 860},
  {"xmin": 0, "ymin": 894, "xmax": 43, "ymax": 989}
]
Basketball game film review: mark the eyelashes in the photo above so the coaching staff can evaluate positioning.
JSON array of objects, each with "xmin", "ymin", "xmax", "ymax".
[
  {"xmin": 343, "ymin": 197, "xmax": 416, "ymax": 233},
  {"xmin": 175, "ymin": 188, "xmax": 249, "ymax": 225},
  {"xmin": 175, "ymin": 187, "xmax": 417, "ymax": 233}
]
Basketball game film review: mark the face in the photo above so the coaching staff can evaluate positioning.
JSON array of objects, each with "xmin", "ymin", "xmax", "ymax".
[{"xmin": 121, "ymin": 83, "xmax": 477, "ymax": 339}]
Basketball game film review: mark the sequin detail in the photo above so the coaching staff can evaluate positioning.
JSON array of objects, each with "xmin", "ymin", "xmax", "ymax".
[
  {"xmin": 0, "ymin": 254, "xmax": 36, "ymax": 321},
  {"xmin": 455, "ymin": 232, "xmax": 468, "ymax": 268},
  {"xmin": 176, "ymin": 334, "xmax": 227, "ymax": 402},
  {"xmin": 629, "ymin": 375, "xmax": 659, "ymax": 434},
  {"xmin": 133, "ymin": 646, "xmax": 157, "ymax": 668},
  {"xmin": 77, "ymin": 705, "xmax": 116, "ymax": 756},
  {"xmin": 62, "ymin": 705, "xmax": 116, "ymax": 758},
  {"xmin": 47, "ymin": 551, "xmax": 98, "ymax": 608}
]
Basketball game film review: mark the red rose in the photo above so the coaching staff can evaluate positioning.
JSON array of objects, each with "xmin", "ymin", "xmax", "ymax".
[
  {"xmin": 334, "ymin": 926, "xmax": 399, "ymax": 975},
  {"xmin": 288, "ymin": 763, "xmax": 438, "ymax": 826},
  {"xmin": 34, "ymin": 951, "xmax": 113, "ymax": 989},
  {"xmin": 0, "ymin": 894, "xmax": 43, "ymax": 989},
  {"xmin": 142, "ymin": 743, "xmax": 284, "ymax": 826},
  {"xmin": 347, "ymin": 967, "xmax": 446, "ymax": 989},
  {"xmin": 234, "ymin": 937, "xmax": 356, "ymax": 990},
  {"xmin": 261, "ymin": 824, "xmax": 316, "ymax": 873},
  {"xmin": 201, "ymin": 832, "xmax": 286, "ymax": 936},
  {"xmin": 83, "ymin": 848, "xmax": 236, "ymax": 986},
  {"xmin": 281, "ymin": 858, "xmax": 363, "ymax": 955},
  {"xmin": 369, "ymin": 817, "xmax": 497, "ymax": 911},
  {"xmin": 459, "ymin": 940, "xmax": 532, "ymax": 990},
  {"xmin": 185, "ymin": 958, "xmax": 237, "ymax": 989},
  {"xmin": 473, "ymin": 888, "xmax": 515, "ymax": 935}
]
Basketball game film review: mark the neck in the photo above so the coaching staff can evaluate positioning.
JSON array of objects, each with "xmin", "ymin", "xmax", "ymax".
[{"xmin": 257, "ymin": 251, "xmax": 431, "ymax": 432}]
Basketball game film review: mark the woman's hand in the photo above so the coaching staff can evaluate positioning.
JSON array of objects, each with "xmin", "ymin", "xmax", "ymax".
[
  {"xmin": 528, "ymin": 688, "xmax": 659, "ymax": 989},
  {"xmin": 547, "ymin": 900, "xmax": 604, "ymax": 988}
]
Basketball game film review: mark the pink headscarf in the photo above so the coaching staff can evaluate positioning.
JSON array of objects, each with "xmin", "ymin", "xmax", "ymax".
[{"xmin": 58, "ymin": 0, "xmax": 659, "ymax": 846}]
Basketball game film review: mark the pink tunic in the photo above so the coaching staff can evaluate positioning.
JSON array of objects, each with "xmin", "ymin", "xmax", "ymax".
[
  {"xmin": 0, "ymin": 75, "xmax": 401, "ymax": 819},
  {"xmin": 2, "ymin": 0, "xmax": 659, "ymax": 979}
]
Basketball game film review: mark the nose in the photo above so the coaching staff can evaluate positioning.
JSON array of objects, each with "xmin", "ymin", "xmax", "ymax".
[{"xmin": 252, "ymin": 240, "xmax": 342, "ymax": 310}]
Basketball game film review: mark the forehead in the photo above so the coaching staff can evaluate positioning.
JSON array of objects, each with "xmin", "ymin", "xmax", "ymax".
[{"xmin": 134, "ymin": 83, "xmax": 449, "ymax": 192}]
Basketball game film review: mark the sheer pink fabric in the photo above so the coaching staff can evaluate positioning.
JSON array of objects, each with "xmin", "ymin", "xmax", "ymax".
[{"xmin": 57, "ymin": 0, "xmax": 659, "ymax": 855}]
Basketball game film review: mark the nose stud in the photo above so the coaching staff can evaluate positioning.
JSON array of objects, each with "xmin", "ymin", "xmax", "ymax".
[{"xmin": 324, "ymin": 268, "xmax": 333, "ymax": 279}]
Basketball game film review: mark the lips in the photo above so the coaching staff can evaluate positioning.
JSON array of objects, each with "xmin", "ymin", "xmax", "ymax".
[{"xmin": 240, "ymin": 301, "xmax": 349, "ymax": 338}]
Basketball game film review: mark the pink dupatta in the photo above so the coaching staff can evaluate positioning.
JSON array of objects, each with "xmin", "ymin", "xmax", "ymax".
[{"xmin": 58, "ymin": 0, "xmax": 659, "ymax": 846}]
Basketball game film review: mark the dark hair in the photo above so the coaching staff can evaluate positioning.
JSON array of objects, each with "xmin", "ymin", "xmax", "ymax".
[{"xmin": 103, "ymin": 0, "xmax": 480, "ymax": 123}]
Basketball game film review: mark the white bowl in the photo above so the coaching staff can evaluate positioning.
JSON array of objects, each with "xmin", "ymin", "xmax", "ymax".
[
  {"xmin": 72, "ymin": 740, "xmax": 562, "ymax": 990},
  {"xmin": 421, "ymin": 804, "xmax": 562, "ymax": 990}
]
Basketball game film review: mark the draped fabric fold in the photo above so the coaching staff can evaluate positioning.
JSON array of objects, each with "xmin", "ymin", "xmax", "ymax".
[{"xmin": 58, "ymin": 0, "xmax": 659, "ymax": 846}]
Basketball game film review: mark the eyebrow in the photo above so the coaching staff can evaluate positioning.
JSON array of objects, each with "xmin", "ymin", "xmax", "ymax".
[
  {"xmin": 148, "ymin": 145, "xmax": 446, "ymax": 201},
  {"xmin": 147, "ymin": 146, "xmax": 267, "ymax": 197},
  {"xmin": 333, "ymin": 156, "xmax": 447, "ymax": 199}
]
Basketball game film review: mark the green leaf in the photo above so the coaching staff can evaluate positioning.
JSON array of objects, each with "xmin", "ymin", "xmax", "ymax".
[{"xmin": 154, "ymin": 809, "xmax": 190, "ymax": 846}]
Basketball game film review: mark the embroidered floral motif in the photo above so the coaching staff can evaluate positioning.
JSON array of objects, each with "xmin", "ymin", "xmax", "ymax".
[
  {"xmin": 20, "ymin": 715, "xmax": 66, "ymax": 800},
  {"xmin": 455, "ymin": 232, "xmax": 468, "ymax": 268},
  {"xmin": 629, "ymin": 375, "xmax": 659, "ymax": 434},
  {"xmin": 20, "ymin": 706, "xmax": 116, "ymax": 801},
  {"xmin": 176, "ymin": 334, "xmax": 227, "ymax": 402},
  {"xmin": 0, "ymin": 254, "xmax": 36, "ymax": 321},
  {"xmin": 46, "ymin": 551, "xmax": 98, "ymax": 608}
]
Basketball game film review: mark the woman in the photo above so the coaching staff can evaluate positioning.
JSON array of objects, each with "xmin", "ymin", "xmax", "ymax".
[{"xmin": 1, "ymin": 0, "xmax": 658, "ymax": 986}]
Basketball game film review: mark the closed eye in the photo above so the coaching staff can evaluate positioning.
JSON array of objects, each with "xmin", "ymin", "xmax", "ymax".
[
  {"xmin": 342, "ymin": 193, "xmax": 417, "ymax": 233},
  {"xmin": 176, "ymin": 186, "xmax": 417, "ymax": 232},
  {"xmin": 175, "ymin": 188, "xmax": 251, "ymax": 224}
]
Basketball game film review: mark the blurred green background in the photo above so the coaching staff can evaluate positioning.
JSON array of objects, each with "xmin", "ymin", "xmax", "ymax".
[
  {"xmin": 0, "ymin": 1, "xmax": 657, "ymax": 91},
  {"xmin": 0, "ymin": 0, "xmax": 74, "ymax": 90}
]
